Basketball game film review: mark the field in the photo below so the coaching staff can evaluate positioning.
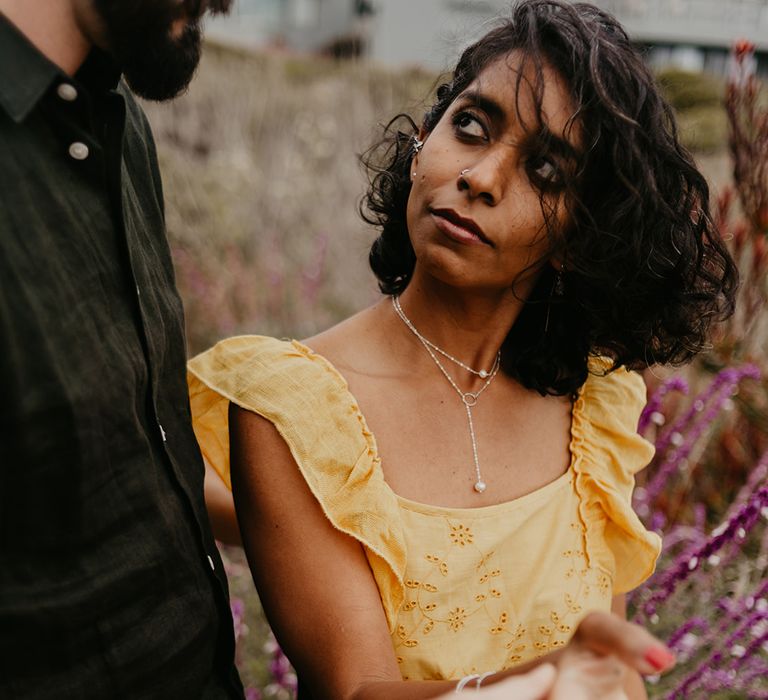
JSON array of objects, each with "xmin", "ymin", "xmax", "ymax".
[
  {"xmin": 145, "ymin": 44, "xmax": 439, "ymax": 354},
  {"xmin": 143, "ymin": 42, "xmax": 768, "ymax": 698}
]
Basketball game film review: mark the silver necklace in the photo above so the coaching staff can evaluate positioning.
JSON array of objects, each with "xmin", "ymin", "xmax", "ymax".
[
  {"xmin": 391, "ymin": 295, "xmax": 501, "ymax": 493},
  {"xmin": 392, "ymin": 295, "xmax": 496, "ymax": 378}
]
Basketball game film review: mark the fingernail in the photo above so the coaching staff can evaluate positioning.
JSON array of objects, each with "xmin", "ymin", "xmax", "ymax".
[{"xmin": 644, "ymin": 646, "xmax": 676, "ymax": 671}]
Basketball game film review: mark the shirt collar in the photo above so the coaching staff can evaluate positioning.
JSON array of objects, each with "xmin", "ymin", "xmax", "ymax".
[
  {"xmin": 0, "ymin": 13, "xmax": 62, "ymax": 123},
  {"xmin": 0, "ymin": 13, "xmax": 122, "ymax": 124},
  {"xmin": 75, "ymin": 47, "xmax": 122, "ymax": 96}
]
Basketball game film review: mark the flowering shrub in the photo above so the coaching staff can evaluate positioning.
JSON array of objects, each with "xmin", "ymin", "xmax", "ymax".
[
  {"xmin": 627, "ymin": 42, "xmax": 768, "ymax": 698},
  {"xmin": 712, "ymin": 40, "xmax": 768, "ymax": 367},
  {"xmin": 728, "ymin": 41, "xmax": 768, "ymax": 237},
  {"xmin": 631, "ymin": 367, "xmax": 768, "ymax": 698}
]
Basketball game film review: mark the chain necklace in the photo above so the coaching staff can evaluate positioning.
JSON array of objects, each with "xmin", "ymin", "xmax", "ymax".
[
  {"xmin": 391, "ymin": 295, "xmax": 501, "ymax": 493},
  {"xmin": 392, "ymin": 295, "xmax": 497, "ymax": 378}
]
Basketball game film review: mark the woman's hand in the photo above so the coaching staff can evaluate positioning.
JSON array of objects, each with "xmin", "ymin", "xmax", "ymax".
[
  {"xmin": 440, "ymin": 611, "xmax": 674, "ymax": 699},
  {"xmin": 550, "ymin": 649, "xmax": 628, "ymax": 700},
  {"xmin": 438, "ymin": 664, "xmax": 557, "ymax": 699},
  {"xmin": 548, "ymin": 610, "xmax": 675, "ymax": 700},
  {"xmin": 567, "ymin": 610, "xmax": 675, "ymax": 677}
]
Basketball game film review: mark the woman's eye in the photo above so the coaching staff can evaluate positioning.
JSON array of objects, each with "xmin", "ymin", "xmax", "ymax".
[
  {"xmin": 529, "ymin": 156, "xmax": 563, "ymax": 187},
  {"xmin": 453, "ymin": 112, "xmax": 486, "ymax": 139}
]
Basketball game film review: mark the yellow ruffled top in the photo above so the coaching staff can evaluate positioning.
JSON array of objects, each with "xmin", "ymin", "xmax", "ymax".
[{"xmin": 188, "ymin": 335, "xmax": 661, "ymax": 680}]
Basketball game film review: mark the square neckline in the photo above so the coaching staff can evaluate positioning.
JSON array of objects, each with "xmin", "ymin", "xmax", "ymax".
[{"xmin": 294, "ymin": 338, "xmax": 579, "ymax": 516}]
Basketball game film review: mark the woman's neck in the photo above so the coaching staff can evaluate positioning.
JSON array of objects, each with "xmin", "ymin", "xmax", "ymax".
[{"xmin": 394, "ymin": 274, "xmax": 527, "ymax": 374}]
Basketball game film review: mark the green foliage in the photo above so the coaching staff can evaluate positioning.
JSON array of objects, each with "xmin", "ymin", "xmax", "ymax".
[
  {"xmin": 676, "ymin": 104, "xmax": 729, "ymax": 154},
  {"xmin": 657, "ymin": 68, "xmax": 724, "ymax": 111},
  {"xmin": 655, "ymin": 68, "xmax": 727, "ymax": 153}
]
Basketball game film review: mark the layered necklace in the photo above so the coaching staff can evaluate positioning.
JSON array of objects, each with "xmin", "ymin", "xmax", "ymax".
[{"xmin": 391, "ymin": 295, "xmax": 501, "ymax": 493}]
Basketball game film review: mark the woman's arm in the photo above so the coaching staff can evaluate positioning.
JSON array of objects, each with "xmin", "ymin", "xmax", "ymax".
[
  {"xmin": 203, "ymin": 460, "xmax": 241, "ymax": 546},
  {"xmin": 230, "ymin": 403, "xmax": 455, "ymax": 699}
]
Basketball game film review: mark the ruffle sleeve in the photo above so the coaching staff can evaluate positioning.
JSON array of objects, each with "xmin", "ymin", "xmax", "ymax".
[
  {"xmin": 570, "ymin": 358, "xmax": 662, "ymax": 594},
  {"xmin": 187, "ymin": 335, "xmax": 406, "ymax": 631}
]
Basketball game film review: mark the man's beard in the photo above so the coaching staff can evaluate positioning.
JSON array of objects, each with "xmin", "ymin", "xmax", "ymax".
[{"xmin": 93, "ymin": 0, "xmax": 231, "ymax": 101}]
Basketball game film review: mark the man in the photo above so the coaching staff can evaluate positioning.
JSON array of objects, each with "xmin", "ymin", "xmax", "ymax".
[{"xmin": 0, "ymin": 0, "xmax": 242, "ymax": 697}]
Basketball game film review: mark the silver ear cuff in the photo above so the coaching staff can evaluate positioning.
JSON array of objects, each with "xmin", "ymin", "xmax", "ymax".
[{"xmin": 412, "ymin": 137, "xmax": 424, "ymax": 154}]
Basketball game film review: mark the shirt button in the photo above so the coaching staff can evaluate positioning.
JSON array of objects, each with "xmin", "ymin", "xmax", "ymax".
[
  {"xmin": 56, "ymin": 83, "xmax": 78, "ymax": 102},
  {"xmin": 158, "ymin": 423, "xmax": 167, "ymax": 442},
  {"xmin": 207, "ymin": 555, "xmax": 215, "ymax": 571},
  {"xmin": 68, "ymin": 142, "xmax": 89, "ymax": 161}
]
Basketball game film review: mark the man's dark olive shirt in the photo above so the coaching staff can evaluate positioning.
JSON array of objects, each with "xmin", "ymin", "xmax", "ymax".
[{"xmin": 0, "ymin": 16, "xmax": 242, "ymax": 699}]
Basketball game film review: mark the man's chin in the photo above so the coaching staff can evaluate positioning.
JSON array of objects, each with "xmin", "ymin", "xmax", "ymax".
[
  {"xmin": 120, "ymin": 26, "xmax": 202, "ymax": 101},
  {"xmin": 123, "ymin": 59, "xmax": 200, "ymax": 101}
]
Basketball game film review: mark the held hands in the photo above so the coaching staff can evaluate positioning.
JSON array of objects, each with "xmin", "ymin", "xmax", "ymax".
[
  {"xmin": 450, "ymin": 664, "xmax": 557, "ymax": 699},
  {"xmin": 548, "ymin": 610, "xmax": 675, "ymax": 699},
  {"xmin": 445, "ymin": 611, "xmax": 675, "ymax": 699}
]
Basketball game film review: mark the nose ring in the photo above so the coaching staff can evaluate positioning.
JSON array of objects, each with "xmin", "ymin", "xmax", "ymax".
[{"xmin": 460, "ymin": 168, "xmax": 470, "ymax": 176}]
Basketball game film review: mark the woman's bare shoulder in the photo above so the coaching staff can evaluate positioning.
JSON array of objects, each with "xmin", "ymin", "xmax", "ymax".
[{"xmin": 302, "ymin": 300, "xmax": 396, "ymax": 374}]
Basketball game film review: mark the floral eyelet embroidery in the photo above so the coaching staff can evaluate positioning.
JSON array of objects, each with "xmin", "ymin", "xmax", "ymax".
[
  {"xmin": 447, "ymin": 608, "xmax": 467, "ymax": 631},
  {"xmin": 393, "ymin": 516, "xmax": 614, "ymax": 675},
  {"xmin": 449, "ymin": 524, "xmax": 473, "ymax": 546}
]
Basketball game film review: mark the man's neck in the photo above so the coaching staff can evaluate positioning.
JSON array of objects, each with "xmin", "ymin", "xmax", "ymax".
[{"xmin": 0, "ymin": 0, "xmax": 93, "ymax": 75}]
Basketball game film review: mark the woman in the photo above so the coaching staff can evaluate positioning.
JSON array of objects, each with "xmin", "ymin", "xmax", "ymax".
[{"xmin": 189, "ymin": 0, "xmax": 736, "ymax": 696}]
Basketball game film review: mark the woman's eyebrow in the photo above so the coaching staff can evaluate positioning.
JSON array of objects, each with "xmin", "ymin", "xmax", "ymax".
[
  {"xmin": 455, "ymin": 90, "xmax": 506, "ymax": 122},
  {"xmin": 456, "ymin": 90, "xmax": 581, "ymax": 157},
  {"xmin": 537, "ymin": 125, "xmax": 581, "ymax": 162}
]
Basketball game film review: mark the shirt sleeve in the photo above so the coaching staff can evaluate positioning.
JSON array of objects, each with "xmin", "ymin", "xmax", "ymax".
[
  {"xmin": 188, "ymin": 335, "xmax": 407, "ymax": 631},
  {"xmin": 570, "ymin": 359, "xmax": 662, "ymax": 594}
]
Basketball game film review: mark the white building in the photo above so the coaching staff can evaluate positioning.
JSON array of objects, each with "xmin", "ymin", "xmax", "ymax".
[
  {"xmin": 205, "ymin": 0, "xmax": 768, "ymax": 75},
  {"xmin": 204, "ymin": 0, "xmax": 374, "ymax": 56}
]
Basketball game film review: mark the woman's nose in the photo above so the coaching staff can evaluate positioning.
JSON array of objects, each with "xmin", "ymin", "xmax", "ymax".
[{"xmin": 456, "ymin": 151, "xmax": 510, "ymax": 206}]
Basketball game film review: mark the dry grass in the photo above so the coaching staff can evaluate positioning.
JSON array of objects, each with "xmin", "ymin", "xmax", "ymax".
[{"xmin": 143, "ymin": 43, "xmax": 438, "ymax": 353}]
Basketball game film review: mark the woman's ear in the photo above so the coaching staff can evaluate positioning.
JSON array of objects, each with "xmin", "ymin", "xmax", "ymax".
[{"xmin": 412, "ymin": 128, "xmax": 429, "ymax": 180}]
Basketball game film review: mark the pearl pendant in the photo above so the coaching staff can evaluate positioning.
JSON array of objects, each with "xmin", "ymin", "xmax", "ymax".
[
  {"xmin": 474, "ymin": 480, "xmax": 487, "ymax": 493},
  {"xmin": 479, "ymin": 369, "xmax": 488, "ymax": 378}
]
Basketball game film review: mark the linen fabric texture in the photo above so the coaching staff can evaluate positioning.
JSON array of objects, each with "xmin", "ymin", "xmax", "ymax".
[
  {"xmin": 0, "ymin": 15, "xmax": 241, "ymax": 699},
  {"xmin": 189, "ymin": 335, "xmax": 661, "ymax": 680}
]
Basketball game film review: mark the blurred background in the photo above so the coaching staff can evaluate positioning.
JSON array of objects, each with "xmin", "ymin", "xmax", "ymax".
[
  {"xmin": 141, "ymin": 1, "xmax": 768, "ymax": 697},
  {"xmin": 203, "ymin": 0, "xmax": 768, "ymax": 74}
]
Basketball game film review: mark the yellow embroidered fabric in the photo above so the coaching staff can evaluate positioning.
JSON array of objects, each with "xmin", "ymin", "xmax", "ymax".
[{"xmin": 188, "ymin": 335, "xmax": 661, "ymax": 680}]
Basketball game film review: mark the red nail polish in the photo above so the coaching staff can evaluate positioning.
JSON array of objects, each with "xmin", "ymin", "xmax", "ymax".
[{"xmin": 644, "ymin": 646, "xmax": 675, "ymax": 671}]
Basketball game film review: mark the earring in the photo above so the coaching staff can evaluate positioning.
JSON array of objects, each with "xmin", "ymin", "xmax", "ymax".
[
  {"xmin": 554, "ymin": 264, "xmax": 564, "ymax": 296},
  {"xmin": 543, "ymin": 264, "xmax": 565, "ymax": 335},
  {"xmin": 412, "ymin": 137, "xmax": 423, "ymax": 154}
]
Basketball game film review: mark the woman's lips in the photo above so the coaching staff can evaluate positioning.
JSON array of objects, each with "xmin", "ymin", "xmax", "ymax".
[{"xmin": 430, "ymin": 210, "xmax": 492, "ymax": 247}]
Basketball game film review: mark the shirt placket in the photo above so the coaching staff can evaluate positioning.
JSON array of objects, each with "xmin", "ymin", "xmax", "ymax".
[{"xmin": 99, "ymin": 89, "xmax": 226, "ymax": 587}]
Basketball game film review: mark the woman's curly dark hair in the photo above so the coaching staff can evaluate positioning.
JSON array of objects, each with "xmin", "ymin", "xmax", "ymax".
[{"xmin": 360, "ymin": 0, "xmax": 738, "ymax": 396}]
